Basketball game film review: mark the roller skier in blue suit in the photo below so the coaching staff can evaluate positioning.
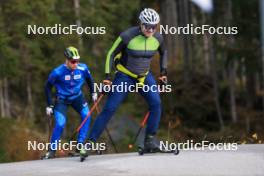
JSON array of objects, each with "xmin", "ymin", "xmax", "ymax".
[{"xmin": 43, "ymin": 46, "xmax": 97, "ymax": 159}]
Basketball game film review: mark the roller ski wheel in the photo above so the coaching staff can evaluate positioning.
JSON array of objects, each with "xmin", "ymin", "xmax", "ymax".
[
  {"xmin": 138, "ymin": 146, "xmax": 144, "ymax": 155},
  {"xmin": 138, "ymin": 146, "xmax": 180, "ymax": 155},
  {"xmin": 80, "ymin": 149, "xmax": 88, "ymax": 162},
  {"xmin": 80, "ymin": 155, "xmax": 86, "ymax": 162},
  {"xmin": 174, "ymin": 148, "xmax": 180, "ymax": 155},
  {"xmin": 40, "ymin": 150, "xmax": 55, "ymax": 160},
  {"xmin": 157, "ymin": 147, "xmax": 180, "ymax": 155}
]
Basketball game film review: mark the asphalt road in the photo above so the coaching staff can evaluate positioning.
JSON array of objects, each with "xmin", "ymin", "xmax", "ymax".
[{"xmin": 0, "ymin": 144, "xmax": 263, "ymax": 176}]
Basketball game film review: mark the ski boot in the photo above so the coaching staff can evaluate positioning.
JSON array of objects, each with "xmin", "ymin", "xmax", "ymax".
[
  {"xmin": 138, "ymin": 135, "xmax": 160, "ymax": 155},
  {"xmin": 80, "ymin": 147, "xmax": 88, "ymax": 162},
  {"xmin": 138, "ymin": 135, "xmax": 179, "ymax": 155},
  {"xmin": 79, "ymin": 140, "xmax": 94, "ymax": 162},
  {"xmin": 41, "ymin": 150, "xmax": 56, "ymax": 160}
]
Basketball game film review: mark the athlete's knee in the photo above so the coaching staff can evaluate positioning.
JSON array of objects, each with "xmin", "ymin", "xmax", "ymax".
[
  {"xmin": 54, "ymin": 113, "xmax": 66, "ymax": 129},
  {"xmin": 56, "ymin": 119, "xmax": 66, "ymax": 129}
]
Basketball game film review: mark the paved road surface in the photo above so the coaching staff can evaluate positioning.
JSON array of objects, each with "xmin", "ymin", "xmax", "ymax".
[{"xmin": 0, "ymin": 144, "xmax": 263, "ymax": 176}]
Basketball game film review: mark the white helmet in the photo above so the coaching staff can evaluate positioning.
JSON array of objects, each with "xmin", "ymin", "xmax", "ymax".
[{"xmin": 139, "ymin": 8, "xmax": 160, "ymax": 25}]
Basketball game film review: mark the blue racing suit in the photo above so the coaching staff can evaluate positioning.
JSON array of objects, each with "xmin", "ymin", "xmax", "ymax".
[{"xmin": 45, "ymin": 63, "xmax": 95, "ymax": 149}]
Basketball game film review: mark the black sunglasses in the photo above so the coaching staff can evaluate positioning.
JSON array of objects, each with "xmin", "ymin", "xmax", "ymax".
[
  {"xmin": 69, "ymin": 60, "xmax": 79, "ymax": 64},
  {"xmin": 143, "ymin": 24, "xmax": 157, "ymax": 30}
]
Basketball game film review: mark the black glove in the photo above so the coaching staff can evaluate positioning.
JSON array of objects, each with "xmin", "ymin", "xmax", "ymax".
[{"xmin": 158, "ymin": 76, "xmax": 168, "ymax": 85}]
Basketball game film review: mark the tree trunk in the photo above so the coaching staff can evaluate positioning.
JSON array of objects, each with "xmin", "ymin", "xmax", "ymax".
[
  {"xmin": 188, "ymin": 2, "xmax": 194, "ymax": 72},
  {"xmin": 245, "ymin": 71, "xmax": 255, "ymax": 133},
  {"xmin": 228, "ymin": 61, "xmax": 237, "ymax": 123},
  {"xmin": 260, "ymin": 0, "xmax": 264, "ymax": 116},
  {"xmin": 202, "ymin": 13, "xmax": 224, "ymax": 128},
  {"xmin": 0, "ymin": 79, "xmax": 5, "ymax": 117},
  {"xmin": 202, "ymin": 14, "xmax": 210, "ymax": 75},
  {"xmin": 160, "ymin": 0, "xmax": 179, "ymax": 63},
  {"xmin": 209, "ymin": 34, "xmax": 224, "ymax": 129},
  {"xmin": 26, "ymin": 73, "xmax": 34, "ymax": 119},
  {"xmin": 3, "ymin": 77, "xmax": 11, "ymax": 118},
  {"xmin": 226, "ymin": 0, "xmax": 237, "ymax": 123},
  {"xmin": 73, "ymin": 0, "xmax": 83, "ymax": 52},
  {"xmin": 179, "ymin": 0, "xmax": 192, "ymax": 84}
]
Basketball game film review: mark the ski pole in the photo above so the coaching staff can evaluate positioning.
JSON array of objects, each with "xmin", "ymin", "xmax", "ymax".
[
  {"xmin": 129, "ymin": 87, "xmax": 165, "ymax": 147},
  {"xmin": 105, "ymin": 127, "xmax": 118, "ymax": 153},
  {"xmin": 129, "ymin": 111, "xmax": 150, "ymax": 149},
  {"xmin": 69, "ymin": 93, "xmax": 104, "ymax": 141},
  {"xmin": 128, "ymin": 80, "xmax": 166, "ymax": 149},
  {"xmin": 95, "ymin": 101, "xmax": 118, "ymax": 153},
  {"xmin": 47, "ymin": 115, "xmax": 52, "ymax": 142},
  {"xmin": 41, "ymin": 114, "xmax": 53, "ymax": 158}
]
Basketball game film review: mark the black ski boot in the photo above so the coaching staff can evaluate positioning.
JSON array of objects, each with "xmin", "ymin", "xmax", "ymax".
[
  {"xmin": 138, "ymin": 135, "xmax": 180, "ymax": 155},
  {"xmin": 41, "ymin": 150, "xmax": 56, "ymax": 160},
  {"xmin": 142, "ymin": 135, "xmax": 161, "ymax": 154}
]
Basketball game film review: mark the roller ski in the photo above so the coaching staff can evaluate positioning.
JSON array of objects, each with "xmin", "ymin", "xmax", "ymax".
[
  {"xmin": 40, "ymin": 150, "xmax": 55, "ymax": 160},
  {"xmin": 138, "ymin": 146, "xmax": 179, "ymax": 155},
  {"xmin": 138, "ymin": 135, "xmax": 179, "ymax": 155},
  {"xmin": 41, "ymin": 148, "xmax": 82, "ymax": 159}
]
